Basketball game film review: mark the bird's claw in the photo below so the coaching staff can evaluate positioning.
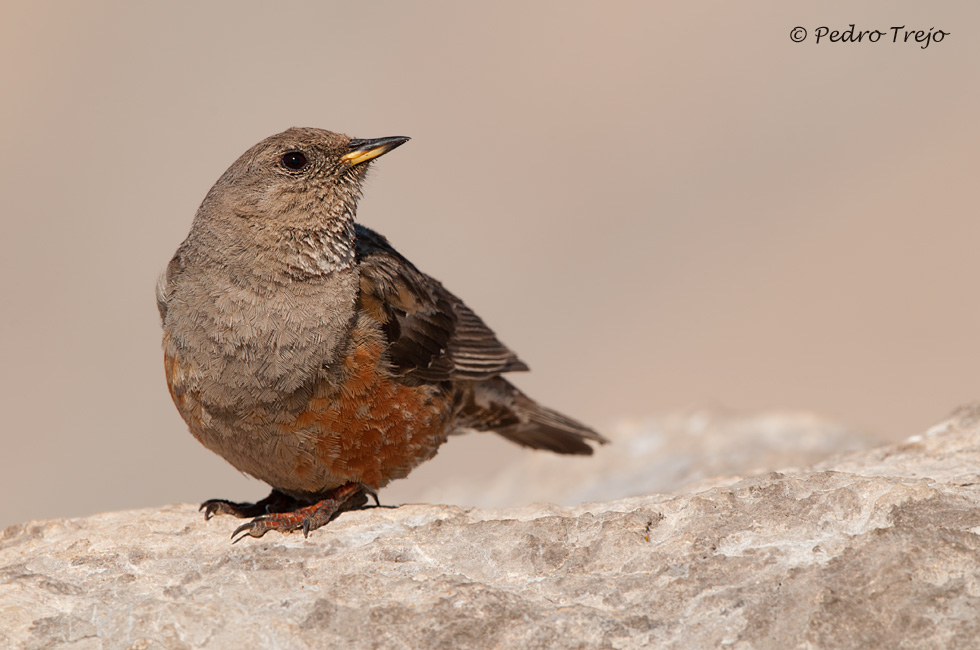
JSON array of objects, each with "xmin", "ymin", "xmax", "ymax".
[
  {"xmin": 208, "ymin": 482, "xmax": 372, "ymax": 542},
  {"xmin": 231, "ymin": 516, "xmax": 285, "ymax": 543},
  {"xmin": 200, "ymin": 499, "xmax": 249, "ymax": 520}
]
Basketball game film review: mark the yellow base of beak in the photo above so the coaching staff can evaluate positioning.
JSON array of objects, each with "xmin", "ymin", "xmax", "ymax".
[{"xmin": 342, "ymin": 145, "xmax": 396, "ymax": 166}]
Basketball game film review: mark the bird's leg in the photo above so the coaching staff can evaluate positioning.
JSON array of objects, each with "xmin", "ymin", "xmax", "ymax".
[
  {"xmin": 229, "ymin": 482, "xmax": 373, "ymax": 543},
  {"xmin": 200, "ymin": 489, "xmax": 304, "ymax": 520}
]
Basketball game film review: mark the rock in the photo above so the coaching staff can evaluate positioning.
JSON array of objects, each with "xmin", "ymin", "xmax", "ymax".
[
  {"xmin": 388, "ymin": 409, "xmax": 880, "ymax": 508},
  {"xmin": 3, "ymin": 407, "xmax": 979, "ymax": 649}
]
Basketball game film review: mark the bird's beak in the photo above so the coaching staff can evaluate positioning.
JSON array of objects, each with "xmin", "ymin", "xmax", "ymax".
[{"xmin": 342, "ymin": 136, "xmax": 411, "ymax": 166}]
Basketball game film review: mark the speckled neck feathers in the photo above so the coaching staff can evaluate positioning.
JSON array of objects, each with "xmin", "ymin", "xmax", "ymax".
[{"xmin": 277, "ymin": 210, "xmax": 357, "ymax": 279}]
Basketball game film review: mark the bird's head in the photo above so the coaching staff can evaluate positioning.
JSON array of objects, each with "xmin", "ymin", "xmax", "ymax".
[
  {"xmin": 202, "ymin": 127, "xmax": 408, "ymax": 227},
  {"xmin": 188, "ymin": 127, "xmax": 409, "ymax": 276}
]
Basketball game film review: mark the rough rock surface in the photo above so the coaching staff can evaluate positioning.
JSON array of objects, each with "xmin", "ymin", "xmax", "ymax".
[{"xmin": 3, "ymin": 407, "xmax": 980, "ymax": 649}]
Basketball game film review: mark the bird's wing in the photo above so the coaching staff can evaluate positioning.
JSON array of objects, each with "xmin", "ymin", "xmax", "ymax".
[
  {"xmin": 354, "ymin": 224, "xmax": 529, "ymax": 382},
  {"xmin": 156, "ymin": 254, "xmax": 183, "ymax": 323}
]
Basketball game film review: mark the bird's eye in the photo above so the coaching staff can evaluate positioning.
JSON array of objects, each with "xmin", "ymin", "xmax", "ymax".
[{"xmin": 281, "ymin": 151, "xmax": 308, "ymax": 171}]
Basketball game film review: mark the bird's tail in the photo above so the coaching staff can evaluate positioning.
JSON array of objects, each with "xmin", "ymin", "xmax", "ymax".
[{"xmin": 454, "ymin": 377, "xmax": 608, "ymax": 455}]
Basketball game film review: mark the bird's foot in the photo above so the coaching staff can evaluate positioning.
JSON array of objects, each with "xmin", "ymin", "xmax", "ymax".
[
  {"xmin": 228, "ymin": 483, "xmax": 375, "ymax": 543},
  {"xmin": 200, "ymin": 489, "xmax": 304, "ymax": 520}
]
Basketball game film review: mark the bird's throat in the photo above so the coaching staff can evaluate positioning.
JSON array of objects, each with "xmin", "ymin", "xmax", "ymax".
[{"xmin": 277, "ymin": 212, "xmax": 357, "ymax": 279}]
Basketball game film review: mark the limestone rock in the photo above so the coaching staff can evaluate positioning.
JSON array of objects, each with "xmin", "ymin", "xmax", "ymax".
[{"xmin": 3, "ymin": 407, "xmax": 979, "ymax": 649}]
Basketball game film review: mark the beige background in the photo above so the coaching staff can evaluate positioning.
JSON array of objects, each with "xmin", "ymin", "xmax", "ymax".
[{"xmin": 1, "ymin": 2, "xmax": 977, "ymax": 530}]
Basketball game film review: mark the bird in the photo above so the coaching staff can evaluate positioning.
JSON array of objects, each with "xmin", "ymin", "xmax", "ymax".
[{"xmin": 157, "ymin": 127, "xmax": 607, "ymax": 541}]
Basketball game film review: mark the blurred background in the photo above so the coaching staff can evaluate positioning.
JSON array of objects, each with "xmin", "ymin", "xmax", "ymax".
[{"xmin": 1, "ymin": 2, "xmax": 977, "ymax": 530}]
